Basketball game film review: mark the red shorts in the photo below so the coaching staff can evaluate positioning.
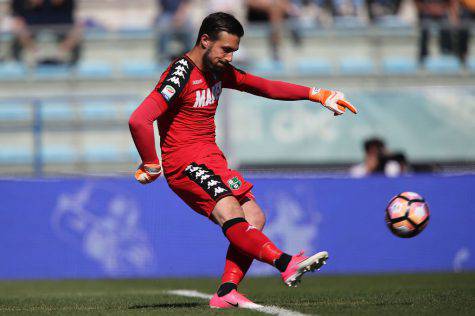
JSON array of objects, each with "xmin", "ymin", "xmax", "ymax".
[{"xmin": 165, "ymin": 152, "xmax": 254, "ymax": 218}]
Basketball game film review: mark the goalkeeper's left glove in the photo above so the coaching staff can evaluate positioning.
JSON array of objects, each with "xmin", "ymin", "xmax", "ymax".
[
  {"xmin": 135, "ymin": 163, "xmax": 162, "ymax": 184},
  {"xmin": 309, "ymin": 87, "xmax": 358, "ymax": 116}
]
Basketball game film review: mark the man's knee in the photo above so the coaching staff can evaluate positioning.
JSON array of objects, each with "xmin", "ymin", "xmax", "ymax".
[
  {"xmin": 211, "ymin": 196, "xmax": 245, "ymax": 226},
  {"xmin": 250, "ymin": 211, "xmax": 266, "ymax": 231}
]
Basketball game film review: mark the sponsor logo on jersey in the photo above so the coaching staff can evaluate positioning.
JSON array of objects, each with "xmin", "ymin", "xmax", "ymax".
[
  {"xmin": 192, "ymin": 79, "xmax": 203, "ymax": 85},
  {"xmin": 193, "ymin": 81, "xmax": 222, "ymax": 108},
  {"xmin": 227, "ymin": 176, "xmax": 242, "ymax": 190},
  {"xmin": 161, "ymin": 85, "xmax": 176, "ymax": 101}
]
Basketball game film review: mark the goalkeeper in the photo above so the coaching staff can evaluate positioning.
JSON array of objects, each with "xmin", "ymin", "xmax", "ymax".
[{"xmin": 129, "ymin": 12, "xmax": 357, "ymax": 309}]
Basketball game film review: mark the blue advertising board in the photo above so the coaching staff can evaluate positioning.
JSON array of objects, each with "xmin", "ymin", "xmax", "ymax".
[{"xmin": 0, "ymin": 174, "xmax": 474, "ymax": 279}]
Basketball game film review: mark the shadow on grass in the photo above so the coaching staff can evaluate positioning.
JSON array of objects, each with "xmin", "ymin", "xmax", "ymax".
[{"xmin": 129, "ymin": 302, "xmax": 202, "ymax": 309}]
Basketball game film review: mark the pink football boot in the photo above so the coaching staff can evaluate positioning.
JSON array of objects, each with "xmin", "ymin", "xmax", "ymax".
[
  {"xmin": 281, "ymin": 250, "xmax": 329, "ymax": 287},
  {"xmin": 209, "ymin": 289, "xmax": 262, "ymax": 309}
]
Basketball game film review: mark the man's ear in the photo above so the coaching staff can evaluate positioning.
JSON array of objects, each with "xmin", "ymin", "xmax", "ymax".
[{"xmin": 201, "ymin": 34, "xmax": 210, "ymax": 49}]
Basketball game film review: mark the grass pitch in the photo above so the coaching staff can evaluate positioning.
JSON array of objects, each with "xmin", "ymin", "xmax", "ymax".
[{"xmin": 0, "ymin": 273, "xmax": 473, "ymax": 315}]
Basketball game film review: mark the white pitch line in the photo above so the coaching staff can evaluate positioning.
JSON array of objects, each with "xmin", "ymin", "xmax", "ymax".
[{"xmin": 167, "ymin": 289, "xmax": 311, "ymax": 316}]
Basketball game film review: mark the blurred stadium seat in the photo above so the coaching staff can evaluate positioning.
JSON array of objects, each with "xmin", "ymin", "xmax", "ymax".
[
  {"xmin": 121, "ymin": 61, "xmax": 160, "ymax": 78},
  {"xmin": 425, "ymin": 56, "xmax": 462, "ymax": 74},
  {"xmin": 250, "ymin": 60, "xmax": 285, "ymax": 76},
  {"xmin": 41, "ymin": 145, "xmax": 77, "ymax": 163},
  {"xmin": 40, "ymin": 102, "xmax": 76, "ymax": 121},
  {"xmin": 382, "ymin": 57, "xmax": 417, "ymax": 75},
  {"xmin": 0, "ymin": 102, "xmax": 31, "ymax": 121},
  {"xmin": 34, "ymin": 65, "xmax": 71, "ymax": 79},
  {"xmin": 0, "ymin": 62, "xmax": 27, "ymax": 80},
  {"xmin": 295, "ymin": 58, "xmax": 333, "ymax": 76},
  {"xmin": 83, "ymin": 145, "xmax": 123, "ymax": 162},
  {"xmin": 339, "ymin": 57, "xmax": 375, "ymax": 75},
  {"xmin": 0, "ymin": 147, "xmax": 33, "ymax": 165},
  {"xmin": 76, "ymin": 60, "xmax": 114, "ymax": 79},
  {"xmin": 79, "ymin": 101, "xmax": 119, "ymax": 120}
]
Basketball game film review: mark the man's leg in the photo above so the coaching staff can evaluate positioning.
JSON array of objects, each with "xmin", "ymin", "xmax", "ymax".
[
  {"xmin": 212, "ymin": 195, "xmax": 329, "ymax": 290},
  {"xmin": 211, "ymin": 196, "xmax": 292, "ymax": 271},
  {"xmin": 217, "ymin": 199, "xmax": 266, "ymax": 296}
]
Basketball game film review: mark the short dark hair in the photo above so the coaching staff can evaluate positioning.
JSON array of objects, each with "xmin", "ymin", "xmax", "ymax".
[
  {"xmin": 195, "ymin": 12, "xmax": 244, "ymax": 45},
  {"xmin": 364, "ymin": 138, "xmax": 385, "ymax": 153}
]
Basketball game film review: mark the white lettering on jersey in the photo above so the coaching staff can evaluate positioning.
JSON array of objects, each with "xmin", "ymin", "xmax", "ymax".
[
  {"xmin": 194, "ymin": 90, "xmax": 206, "ymax": 108},
  {"xmin": 193, "ymin": 81, "xmax": 222, "ymax": 108}
]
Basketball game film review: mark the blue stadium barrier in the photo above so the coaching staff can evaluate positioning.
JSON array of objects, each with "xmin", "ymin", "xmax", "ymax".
[{"xmin": 0, "ymin": 174, "xmax": 473, "ymax": 279}]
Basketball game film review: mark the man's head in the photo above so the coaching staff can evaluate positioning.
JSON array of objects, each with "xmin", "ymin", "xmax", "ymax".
[
  {"xmin": 364, "ymin": 138, "xmax": 385, "ymax": 156},
  {"xmin": 195, "ymin": 12, "xmax": 244, "ymax": 73}
]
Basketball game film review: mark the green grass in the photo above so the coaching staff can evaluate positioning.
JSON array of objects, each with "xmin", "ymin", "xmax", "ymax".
[{"xmin": 0, "ymin": 273, "xmax": 474, "ymax": 315}]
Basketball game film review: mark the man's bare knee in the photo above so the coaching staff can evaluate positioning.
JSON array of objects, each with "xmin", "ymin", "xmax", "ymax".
[
  {"xmin": 211, "ymin": 196, "xmax": 245, "ymax": 226},
  {"xmin": 242, "ymin": 200, "xmax": 266, "ymax": 230}
]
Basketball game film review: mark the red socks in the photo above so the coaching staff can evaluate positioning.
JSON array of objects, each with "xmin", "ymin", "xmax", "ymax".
[
  {"xmin": 222, "ymin": 218, "xmax": 283, "ymax": 265},
  {"xmin": 221, "ymin": 245, "xmax": 253, "ymax": 285}
]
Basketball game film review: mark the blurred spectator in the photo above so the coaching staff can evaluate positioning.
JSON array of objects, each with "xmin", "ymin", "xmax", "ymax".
[
  {"xmin": 350, "ymin": 137, "xmax": 386, "ymax": 177},
  {"xmin": 245, "ymin": 0, "xmax": 301, "ymax": 61},
  {"xmin": 455, "ymin": 0, "xmax": 475, "ymax": 65},
  {"xmin": 366, "ymin": 0, "xmax": 403, "ymax": 23},
  {"xmin": 155, "ymin": 0, "xmax": 193, "ymax": 63},
  {"xmin": 10, "ymin": 0, "xmax": 82, "ymax": 66},
  {"xmin": 350, "ymin": 138, "xmax": 410, "ymax": 177},
  {"xmin": 414, "ymin": 0, "xmax": 458, "ymax": 65},
  {"xmin": 331, "ymin": 0, "xmax": 365, "ymax": 16}
]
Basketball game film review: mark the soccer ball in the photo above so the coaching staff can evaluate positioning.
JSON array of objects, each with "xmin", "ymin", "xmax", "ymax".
[{"xmin": 385, "ymin": 192, "xmax": 430, "ymax": 238}]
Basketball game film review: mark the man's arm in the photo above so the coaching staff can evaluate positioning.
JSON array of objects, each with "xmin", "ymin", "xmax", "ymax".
[
  {"xmin": 224, "ymin": 65, "xmax": 357, "ymax": 115},
  {"xmin": 129, "ymin": 91, "xmax": 168, "ymax": 183}
]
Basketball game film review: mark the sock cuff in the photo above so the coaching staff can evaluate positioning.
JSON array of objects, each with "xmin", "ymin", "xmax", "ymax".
[{"xmin": 222, "ymin": 217, "xmax": 247, "ymax": 235}]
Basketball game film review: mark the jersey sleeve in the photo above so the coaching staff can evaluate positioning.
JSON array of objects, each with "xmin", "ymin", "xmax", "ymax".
[
  {"xmin": 129, "ymin": 91, "xmax": 168, "ymax": 164},
  {"xmin": 222, "ymin": 64, "xmax": 310, "ymax": 101},
  {"xmin": 155, "ymin": 57, "xmax": 194, "ymax": 106}
]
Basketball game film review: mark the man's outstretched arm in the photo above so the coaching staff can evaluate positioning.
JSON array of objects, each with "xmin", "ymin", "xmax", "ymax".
[
  {"xmin": 129, "ymin": 91, "xmax": 168, "ymax": 184},
  {"xmin": 225, "ymin": 66, "xmax": 357, "ymax": 116}
]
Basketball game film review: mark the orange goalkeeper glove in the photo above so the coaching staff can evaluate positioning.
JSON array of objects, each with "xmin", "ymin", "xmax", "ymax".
[
  {"xmin": 309, "ymin": 87, "xmax": 358, "ymax": 116},
  {"xmin": 135, "ymin": 163, "xmax": 162, "ymax": 184}
]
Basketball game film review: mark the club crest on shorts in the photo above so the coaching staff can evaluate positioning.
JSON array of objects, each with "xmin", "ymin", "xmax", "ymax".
[{"xmin": 227, "ymin": 177, "xmax": 242, "ymax": 190}]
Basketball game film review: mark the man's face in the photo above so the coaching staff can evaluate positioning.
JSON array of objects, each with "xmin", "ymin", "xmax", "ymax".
[{"xmin": 202, "ymin": 31, "xmax": 240, "ymax": 73}]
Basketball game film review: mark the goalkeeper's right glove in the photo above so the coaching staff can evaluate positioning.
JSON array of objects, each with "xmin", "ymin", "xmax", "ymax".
[
  {"xmin": 309, "ymin": 87, "xmax": 358, "ymax": 116},
  {"xmin": 135, "ymin": 163, "xmax": 162, "ymax": 184}
]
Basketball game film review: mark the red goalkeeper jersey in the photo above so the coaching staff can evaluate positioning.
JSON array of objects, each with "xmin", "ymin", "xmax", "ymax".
[{"xmin": 129, "ymin": 55, "xmax": 311, "ymax": 178}]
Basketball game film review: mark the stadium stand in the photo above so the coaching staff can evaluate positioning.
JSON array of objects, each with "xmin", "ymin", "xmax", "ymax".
[{"xmin": 0, "ymin": 0, "xmax": 474, "ymax": 175}]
